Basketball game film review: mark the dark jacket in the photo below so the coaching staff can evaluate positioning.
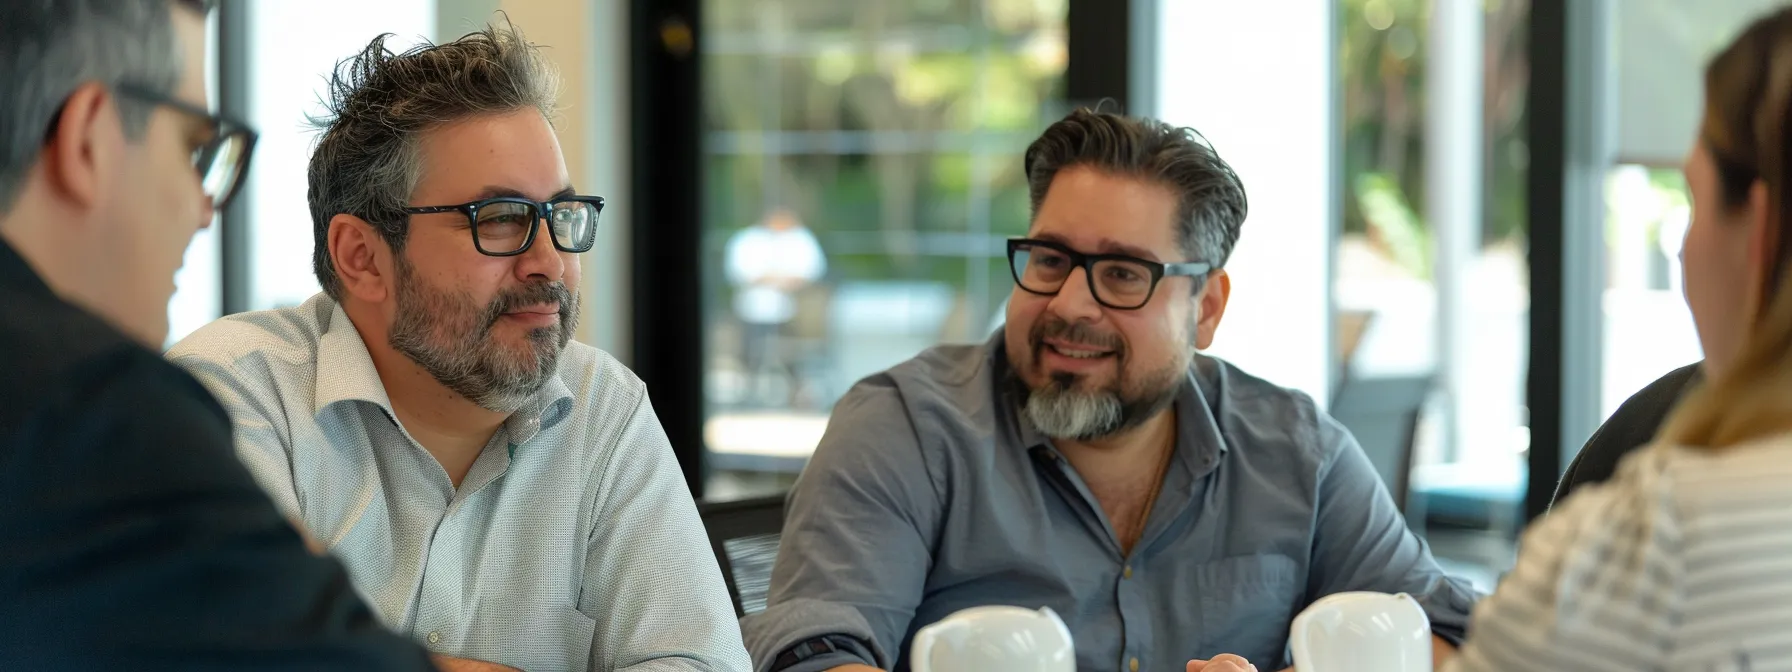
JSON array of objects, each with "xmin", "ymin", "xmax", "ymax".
[{"xmin": 0, "ymin": 240, "xmax": 432, "ymax": 670}]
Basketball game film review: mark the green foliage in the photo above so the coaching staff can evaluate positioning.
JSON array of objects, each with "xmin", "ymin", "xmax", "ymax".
[
  {"xmin": 1355, "ymin": 172, "xmax": 1432, "ymax": 277},
  {"xmin": 1339, "ymin": 0, "xmax": 1532, "ymax": 255}
]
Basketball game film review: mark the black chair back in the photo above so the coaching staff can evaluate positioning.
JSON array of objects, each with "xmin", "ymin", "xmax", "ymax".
[{"xmin": 697, "ymin": 494, "xmax": 787, "ymax": 617}]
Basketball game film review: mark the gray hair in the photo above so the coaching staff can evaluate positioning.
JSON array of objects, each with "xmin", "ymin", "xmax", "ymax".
[
  {"xmin": 1023, "ymin": 108, "xmax": 1249, "ymax": 270},
  {"xmin": 307, "ymin": 21, "xmax": 561, "ymax": 300},
  {"xmin": 0, "ymin": 0, "xmax": 209, "ymax": 211}
]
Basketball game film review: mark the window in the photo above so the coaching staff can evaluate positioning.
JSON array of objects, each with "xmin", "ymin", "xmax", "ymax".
[
  {"xmin": 166, "ymin": 10, "xmax": 225, "ymax": 348},
  {"xmin": 1334, "ymin": 0, "xmax": 1532, "ymax": 587},
  {"xmin": 233, "ymin": 0, "xmax": 435, "ymax": 311},
  {"xmin": 698, "ymin": 0, "xmax": 1069, "ymax": 498}
]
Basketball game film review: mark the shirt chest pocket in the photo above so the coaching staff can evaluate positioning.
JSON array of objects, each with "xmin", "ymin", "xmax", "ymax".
[{"xmin": 1191, "ymin": 553, "xmax": 1303, "ymax": 667}]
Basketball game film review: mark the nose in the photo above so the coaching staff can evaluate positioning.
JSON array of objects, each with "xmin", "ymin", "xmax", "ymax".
[
  {"xmin": 1045, "ymin": 266, "xmax": 1104, "ymax": 323},
  {"xmin": 513, "ymin": 217, "xmax": 566, "ymax": 282}
]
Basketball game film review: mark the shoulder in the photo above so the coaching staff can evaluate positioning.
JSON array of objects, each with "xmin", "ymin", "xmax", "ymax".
[
  {"xmin": 1194, "ymin": 355, "xmax": 1332, "ymax": 464},
  {"xmin": 5, "ymin": 339, "xmax": 233, "ymax": 469},
  {"xmin": 166, "ymin": 295, "xmax": 330, "ymax": 369},
  {"xmin": 164, "ymin": 297, "xmax": 334, "ymax": 409},
  {"xmin": 555, "ymin": 339, "xmax": 649, "ymax": 415},
  {"xmin": 1650, "ymin": 435, "xmax": 1792, "ymax": 519},
  {"xmin": 0, "ymin": 289, "xmax": 224, "ymax": 435},
  {"xmin": 548, "ymin": 341, "xmax": 665, "ymax": 472},
  {"xmin": 0, "ymin": 286, "xmax": 138, "ymax": 391},
  {"xmin": 833, "ymin": 341, "xmax": 995, "ymax": 438}
]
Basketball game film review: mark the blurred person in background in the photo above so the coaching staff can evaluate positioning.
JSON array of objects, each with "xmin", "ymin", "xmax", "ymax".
[
  {"xmin": 740, "ymin": 109, "xmax": 1477, "ymax": 672},
  {"xmin": 0, "ymin": 0, "xmax": 433, "ymax": 668},
  {"xmin": 1444, "ymin": 7, "xmax": 1792, "ymax": 670},
  {"xmin": 724, "ymin": 206, "xmax": 826, "ymax": 407},
  {"xmin": 165, "ymin": 24, "xmax": 747, "ymax": 672}
]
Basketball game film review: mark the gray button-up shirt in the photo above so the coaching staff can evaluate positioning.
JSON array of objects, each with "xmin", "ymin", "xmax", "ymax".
[{"xmin": 741, "ymin": 335, "xmax": 1479, "ymax": 672}]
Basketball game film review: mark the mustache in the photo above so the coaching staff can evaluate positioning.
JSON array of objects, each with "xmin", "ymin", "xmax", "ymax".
[
  {"xmin": 1030, "ymin": 316, "xmax": 1122, "ymax": 352},
  {"xmin": 479, "ymin": 281, "xmax": 575, "ymax": 330}
]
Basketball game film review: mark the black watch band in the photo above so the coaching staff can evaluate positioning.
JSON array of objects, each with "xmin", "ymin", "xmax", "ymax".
[{"xmin": 771, "ymin": 634, "xmax": 865, "ymax": 671}]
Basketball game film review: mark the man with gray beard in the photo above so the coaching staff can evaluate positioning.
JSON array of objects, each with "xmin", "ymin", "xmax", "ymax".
[
  {"xmin": 741, "ymin": 109, "xmax": 1479, "ymax": 672},
  {"xmin": 167, "ymin": 25, "xmax": 748, "ymax": 672}
]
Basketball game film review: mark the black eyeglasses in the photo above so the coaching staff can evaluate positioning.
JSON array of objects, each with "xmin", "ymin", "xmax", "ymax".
[
  {"xmin": 402, "ymin": 196, "xmax": 606, "ymax": 256},
  {"xmin": 113, "ymin": 83, "xmax": 257, "ymax": 209},
  {"xmin": 1007, "ymin": 238, "xmax": 1212, "ymax": 310}
]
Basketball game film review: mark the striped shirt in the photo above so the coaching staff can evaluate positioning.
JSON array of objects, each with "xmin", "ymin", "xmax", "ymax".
[
  {"xmin": 167, "ymin": 294, "xmax": 750, "ymax": 672},
  {"xmin": 1447, "ymin": 432, "xmax": 1792, "ymax": 672}
]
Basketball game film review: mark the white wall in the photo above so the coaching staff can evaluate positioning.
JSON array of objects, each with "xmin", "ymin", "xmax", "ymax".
[
  {"xmin": 1151, "ymin": 0, "xmax": 1335, "ymax": 408},
  {"xmin": 239, "ymin": 0, "xmax": 436, "ymax": 311},
  {"xmin": 1616, "ymin": 0, "xmax": 1786, "ymax": 166}
]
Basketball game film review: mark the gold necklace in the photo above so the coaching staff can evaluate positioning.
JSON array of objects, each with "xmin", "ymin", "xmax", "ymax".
[{"xmin": 1129, "ymin": 443, "xmax": 1174, "ymax": 549}]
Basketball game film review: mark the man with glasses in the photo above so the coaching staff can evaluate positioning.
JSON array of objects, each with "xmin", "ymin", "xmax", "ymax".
[
  {"xmin": 166, "ymin": 24, "xmax": 748, "ymax": 672},
  {"xmin": 741, "ymin": 109, "xmax": 1479, "ymax": 672},
  {"xmin": 0, "ymin": 0, "xmax": 433, "ymax": 668}
]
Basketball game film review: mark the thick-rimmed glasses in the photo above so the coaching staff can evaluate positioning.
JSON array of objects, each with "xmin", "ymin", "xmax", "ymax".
[
  {"xmin": 402, "ymin": 196, "xmax": 605, "ymax": 256},
  {"xmin": 1007, "ymin": 238, "xmax": 1211, "ymax": 310},
  {"xmin": 113, "ymin": 83, "xmax": 257, "ymax": 209}
]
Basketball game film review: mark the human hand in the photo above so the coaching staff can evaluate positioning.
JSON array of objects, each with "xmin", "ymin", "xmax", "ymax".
[
  {"xmin": 1187, "ymin": 654, "xmax": 1259, "ymax": 672},
  {"xmin": 431, "ymin": 654, "xmax": 523, "ymax": 671},
  {"xmin": 288, "ymin": 516, "xmax": 323, "ymax": 554}
]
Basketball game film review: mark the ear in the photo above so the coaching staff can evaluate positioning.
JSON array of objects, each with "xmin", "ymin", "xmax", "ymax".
[
  {"xmin": 1747, "ymin": 179, "xmax": 1778, "ymax": 322},
  {"xmin": 1193, "ymin": 269, "xmax": 1231, "ymax": 350},
  {"xmin": 327, "ymin": 214, "xmax": 395, "ymax": 304},
  {"xmin": 42, "ymin": 83, "xmax": 121, "ymax": 217}
]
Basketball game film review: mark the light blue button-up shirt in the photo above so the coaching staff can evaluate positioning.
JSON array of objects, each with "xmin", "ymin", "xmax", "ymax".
[
  {"xmin": 169, "ymin": 294, "xmax": 750, "ymax": 672},
  {"xmin": 741, "ymin": 334, "xmax": 1480, "ymax": 672}
]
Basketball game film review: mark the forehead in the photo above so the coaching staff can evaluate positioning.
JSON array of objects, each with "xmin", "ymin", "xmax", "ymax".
[
  {"xmin": 1028, "ymin": 165, "xmax": 1182, "ymax": 260},
  {"xmin": 412, "ymin": 109, "xmax": 570, "ymax": 202}
]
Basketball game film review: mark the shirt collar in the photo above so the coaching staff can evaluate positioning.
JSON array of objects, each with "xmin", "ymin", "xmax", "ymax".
[
  {"xmin": 0, "ymin": 238, "xmax": 55, "ymax": 298},
  {"xmin": 311, "ymin": 296, "xmax": 577, "ymax": 443},
  {"xmin": 991, "ymin": 330, "xmax": 1231, "ymax": 473},
  {"xmin": 314, "ymin": 299, "xmax": 398, "ymax": 417}
]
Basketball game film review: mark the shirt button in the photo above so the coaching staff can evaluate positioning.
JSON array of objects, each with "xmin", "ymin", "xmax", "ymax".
[
  {"xmin": 1130, "ymin": 657, "xmax": 1140, "ymax": 671},
  {"xmin": 427, "ymin": 631, "xmax": 441, "ymax": 645},
  {"xmin": 1123, "ymin": 565, "xmax": 1133, "ymax": 579}
]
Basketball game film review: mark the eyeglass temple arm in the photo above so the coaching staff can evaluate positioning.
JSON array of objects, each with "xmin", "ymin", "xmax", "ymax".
[
  {"xmin": 402, "ymin": 205, "xmax": 468, "ymax": 214},
  {"xmin": 1164, "ymin": 261, "xmax": 1212, "ymax": 277}
]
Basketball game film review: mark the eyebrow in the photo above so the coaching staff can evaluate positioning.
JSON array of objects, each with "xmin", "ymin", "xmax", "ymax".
[
  {"xmin": 475, "ymin": 185, "xmax": 578, "ymax": 201},
  {"xmin": 1032, "ymin": 232, "xmax": 1163, "ymax": 262}
]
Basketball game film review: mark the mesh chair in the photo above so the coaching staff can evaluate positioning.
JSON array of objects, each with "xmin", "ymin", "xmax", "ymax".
[{"xmin": 697, "ymin": 494, "xmax": 787, "ymax": 617}]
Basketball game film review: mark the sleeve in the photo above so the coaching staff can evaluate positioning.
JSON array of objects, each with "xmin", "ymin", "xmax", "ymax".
[
  {"xmin": 1306, "ymin": 413, "xmax": 1482, "ymax": 645},
  {"xmin": 579, "ymin": 384, "xmax": 752, "ymax": 672},
  {"xmin": 170, "ymin": 351, "xmax": 301, "ymax": 520},
  {"xmin": 724, "ymin": 229, "xmax": 760, "ymax": 286},
  {"xmin": 1445, "ymin": 455, "xmax": 1680, "ymax": 672},
  {"xmin": 792, "ymin": 228, "xmax": 826, "ymax": 282},
  {"xmin": 739, "ymin": 377, "xmax": 942, "ymax": 672},
  {"xmin": 0, "ymin": 354, "xmax": 432, "ymax": 670}
]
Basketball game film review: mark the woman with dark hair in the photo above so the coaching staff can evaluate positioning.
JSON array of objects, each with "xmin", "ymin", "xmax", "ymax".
[{"xmin": 1444, "ymin": 7, "xmax": 1792, "ymax": 670}]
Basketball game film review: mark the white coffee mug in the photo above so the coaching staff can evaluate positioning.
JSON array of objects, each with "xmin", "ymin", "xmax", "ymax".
[
  {"xmin": 1289, "ymin": 591, "xmax": 1431, "ymax": 672},
  {"xmin": 909, "ymin": 605, "xmax": 1076, "ymax": 672}
]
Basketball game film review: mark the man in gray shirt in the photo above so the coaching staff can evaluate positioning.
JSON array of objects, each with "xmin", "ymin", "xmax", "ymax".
[{"xmin": 740, "ymin": 109, "xmax": 1479, "ymax": 672}]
